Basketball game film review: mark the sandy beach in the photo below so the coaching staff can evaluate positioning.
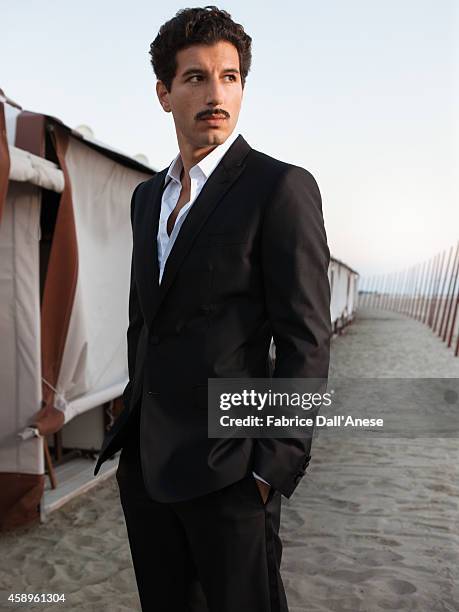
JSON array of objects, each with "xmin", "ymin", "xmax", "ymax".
[{"xmin": 1, "ymin": 307, "xmax": 458, "ymax": 611}]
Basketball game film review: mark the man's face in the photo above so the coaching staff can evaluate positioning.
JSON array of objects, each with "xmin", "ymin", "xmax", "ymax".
[{"xmin": 157, "ymin": 41, "xmax": 243, "ymax": 150}]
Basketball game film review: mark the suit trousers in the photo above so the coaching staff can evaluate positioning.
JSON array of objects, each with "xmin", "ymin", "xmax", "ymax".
[{"xmin": 115, "ymin": 406, "xmax": 290, "ymax": 612}]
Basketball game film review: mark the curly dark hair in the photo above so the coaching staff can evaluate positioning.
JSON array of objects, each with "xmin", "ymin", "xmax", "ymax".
[{"xmin": 149, "ymin": 6, "xmax": 252, "ymax": 92}]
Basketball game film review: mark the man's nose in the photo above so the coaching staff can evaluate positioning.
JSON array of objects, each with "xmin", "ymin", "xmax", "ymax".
[{"xmin": 205, "ymin": 77, "xmax": 224, "ymax": 106}]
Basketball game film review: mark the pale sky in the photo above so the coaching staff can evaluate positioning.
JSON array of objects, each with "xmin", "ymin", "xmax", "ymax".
[{"xmin": 2, "ymin": 0, "xmax": 458, "ymax": 278}]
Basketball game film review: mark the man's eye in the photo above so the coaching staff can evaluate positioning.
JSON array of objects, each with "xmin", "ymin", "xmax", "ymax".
[
  {"xmin": 188, "ymin": 75, "xmax": 202, "ymax": 82},
  {"xmin": 224, "ymin": 75, "xmax": 237, "ymax": 81}
]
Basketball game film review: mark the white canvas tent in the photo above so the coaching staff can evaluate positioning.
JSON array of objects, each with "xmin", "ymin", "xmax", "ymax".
[
  {"xmin": 329, "ymin": 256, "xmax": 359, "ymax": 333},
  {"xmin": 0, "ymin": 91, "xmax": 154, "ymax": 528}
]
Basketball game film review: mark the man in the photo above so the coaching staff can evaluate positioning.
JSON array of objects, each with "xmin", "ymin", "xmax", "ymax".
[{"xmin": 94, "ymin": 6, "xmax": 331, "ymax": 611}]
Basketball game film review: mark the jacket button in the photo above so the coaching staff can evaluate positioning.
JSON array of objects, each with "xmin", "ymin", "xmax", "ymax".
[
  {"xmin": 200, "ymin": 304, "xmax": 216, "ymax": 314},
  {"xmin": 294, "ymin": 474, "xmax": 302, "ymax": 484},
  {"xmin": 149, "ymin": 335, "xmax": 160, "ymax": 345}
]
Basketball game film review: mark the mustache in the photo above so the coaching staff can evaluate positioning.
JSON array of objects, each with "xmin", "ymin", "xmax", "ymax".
[{"xmin": 195, "ymin": 108, "xmax": 230, "ymax": 120}]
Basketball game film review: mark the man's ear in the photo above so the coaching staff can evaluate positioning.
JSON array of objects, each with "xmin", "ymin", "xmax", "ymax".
[{"xmin": 156, "ymin": 80, "xmax": 171, "ymax": 112}]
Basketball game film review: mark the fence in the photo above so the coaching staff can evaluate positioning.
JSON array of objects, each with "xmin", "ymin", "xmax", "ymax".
[{"xmin": 358, "ymin": 242, "xmax": 459, "ymax": 357}]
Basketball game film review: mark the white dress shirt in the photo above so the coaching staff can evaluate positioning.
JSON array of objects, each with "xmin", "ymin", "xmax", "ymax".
[
  {"xmin": 157, "ymin": 130, "xmax": 271, "ymax": 489},
  {"xmin": 157, "ymin": 130, "xmax": 239, "ymax": 282}
]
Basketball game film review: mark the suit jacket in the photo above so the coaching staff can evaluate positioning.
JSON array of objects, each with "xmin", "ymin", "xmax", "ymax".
[{"xmin": 94, "ymin": 135, "xmax": 331, "ymax": 501}]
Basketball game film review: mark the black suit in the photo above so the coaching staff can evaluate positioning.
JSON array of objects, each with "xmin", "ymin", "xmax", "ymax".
[{"xmin": 94, "ymin": 135, "xmax": 331, "ymax": 611}]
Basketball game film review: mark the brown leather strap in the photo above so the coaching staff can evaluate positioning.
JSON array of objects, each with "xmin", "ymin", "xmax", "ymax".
[
  {"xmin": 40, "ymin": 123, "xmax": 78, "ymax": 422},
  {"xmin": 0, "ymin": 102, "xmax": 10, "ymax": 224},
  {"xmin": 15, "ymin": 110, "xmax": 45, "ymax": 156}
]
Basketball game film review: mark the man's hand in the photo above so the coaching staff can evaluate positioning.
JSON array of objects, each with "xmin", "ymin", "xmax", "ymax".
[{"xmin": 254, "ymin": 478, "xmax": 271, "ymax": 504}]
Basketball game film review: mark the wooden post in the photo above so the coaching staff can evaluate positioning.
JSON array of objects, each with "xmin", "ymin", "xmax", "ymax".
[
  {"xmin": 442, "ymin": 244, "xmax": 459, "ymax": 343},
  {"xmin": 428, "ymin": 251, "xmax": 445, "ymax": 328},
  {"xmin": 447, "ymin": 280, "xmax": 459, "ymax": 349},
  {"xmin": 409, "ymin": 264, "xmax": 421, "ymax": 318},
  {"xmin": 422, "ymin": 255, "xmax": 437, "ymax": 325},
  {"xmin": 407, "ymin": 266, "xmax": 415, "ymax": 316},
  {"xmin": 44, "ymin": 438, "xmax": 57, "ymax": 490},
  {"xmin": 400, "ymin": 268, "xmax": 408, "ymax": 314},
  {"xmin": 434, "ymin": 246, "xmax": 453, "ymax": 334},
  {"xmin": 380, "ymin": 274, "xmax": 388, "ymax": 310},
  {"xmin": 417, "ymin": 260, "xmax": 429, "ymax": 321},
  {"xmin": 439, "ymin": 242, "xmax": 459, "ymax": 339},
  {"xmin": 385, "ymin": 273, "xmax": 396, "ymax": 310},
  {"xmin": 393, "ymin": 270, "xmax": 403, "ymax": 312}
]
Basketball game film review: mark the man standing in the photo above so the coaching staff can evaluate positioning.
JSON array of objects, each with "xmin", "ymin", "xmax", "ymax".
[{"xmin": 94, "ymin": 6, "xmax": 331, "ymax": 611}]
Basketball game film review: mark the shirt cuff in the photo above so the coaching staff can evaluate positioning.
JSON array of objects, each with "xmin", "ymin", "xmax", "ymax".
[{"xmin": 252, "ymin": 471, "xmax": 271, "ymax": 486}]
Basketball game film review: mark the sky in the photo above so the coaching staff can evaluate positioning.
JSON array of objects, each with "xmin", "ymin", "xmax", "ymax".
[{"xmin": 1, "ymin": 0, "xmax": 458, "ymax": 278}]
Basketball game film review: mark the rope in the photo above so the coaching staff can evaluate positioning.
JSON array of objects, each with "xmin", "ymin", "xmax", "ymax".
[{"xmin": 41, "ymin": 377, "xmax": 68, "ymax": 412}]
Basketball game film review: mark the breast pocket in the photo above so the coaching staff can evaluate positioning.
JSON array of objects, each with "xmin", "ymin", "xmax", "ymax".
[{"xmin": 207, "ymin": 229, "xmax": 249, "ymax": 246}]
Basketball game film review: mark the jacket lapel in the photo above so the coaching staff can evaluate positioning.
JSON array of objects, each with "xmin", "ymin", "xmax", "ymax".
[
  {"xmin": 135, "ymin": 167, "xmax": 167, "ymax": 323},
  {"xmin": 146, "ymin": 134, "xmax": 251, "ymax": 329}
]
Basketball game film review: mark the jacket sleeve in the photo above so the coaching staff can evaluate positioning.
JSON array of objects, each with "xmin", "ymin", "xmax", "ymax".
[
  {"xmin": 121, "ymin": 182, "xmax": 145, "ymax": 412},
  {"xmin": 252, "ymin": 165, "xmax": 332, "ymax": 498}
]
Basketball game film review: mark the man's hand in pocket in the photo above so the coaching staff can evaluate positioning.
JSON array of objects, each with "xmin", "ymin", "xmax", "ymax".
[{"xmin": 255, "ymin": 478, "xmax": 271, "ymax": 504}]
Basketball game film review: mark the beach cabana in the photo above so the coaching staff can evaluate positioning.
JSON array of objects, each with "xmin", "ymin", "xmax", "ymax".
[
  {"xmin": 329, "ymin": 257, "xmax": 359, "ymax": 333},
  {"xmin": 0, "ymin": 90, "xmax": 154, "ymax": 529}
]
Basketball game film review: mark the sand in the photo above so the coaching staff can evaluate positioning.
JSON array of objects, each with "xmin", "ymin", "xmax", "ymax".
[{"xmin": 0, "ymin": 307, "xmax": 458, "ymax": 611}]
